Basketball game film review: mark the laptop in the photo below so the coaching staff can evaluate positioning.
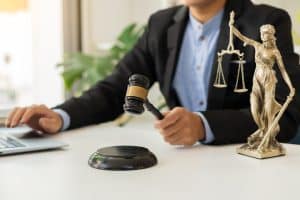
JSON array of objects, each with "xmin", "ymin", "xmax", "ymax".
[{"xmin": 0, "ymin": 117, "xmax": 68, "ymax": 156}]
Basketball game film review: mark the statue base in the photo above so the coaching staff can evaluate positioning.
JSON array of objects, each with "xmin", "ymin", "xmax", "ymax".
[{"xmin": 237, "ymin": 143, "xmax": 286, "ymax": 159}]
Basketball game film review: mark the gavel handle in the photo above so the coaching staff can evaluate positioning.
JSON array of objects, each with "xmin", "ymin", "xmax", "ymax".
[{"xmin": 144, "ymin": 100, "xmax": 164, "ymax": 120}]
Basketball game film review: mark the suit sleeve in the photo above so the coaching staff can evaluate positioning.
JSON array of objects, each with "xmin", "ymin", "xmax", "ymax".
[
  {"xmin": 202, "ymin": 9, "xmax": 300, "ymax": 145},
  {"xmin": 55, "ymin": 18, "xmax": 156, "ymax": 130}
]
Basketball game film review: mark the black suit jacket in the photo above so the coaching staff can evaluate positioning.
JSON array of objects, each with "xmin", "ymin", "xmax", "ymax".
[{"xmin": 56, "ymin": 0, "xmax": 300, "ymax": 144}]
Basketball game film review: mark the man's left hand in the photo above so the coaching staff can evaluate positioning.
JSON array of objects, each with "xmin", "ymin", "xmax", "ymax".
[{"xmin": 154, "ymin": 107, "xmax": 205, "ymax": 146}]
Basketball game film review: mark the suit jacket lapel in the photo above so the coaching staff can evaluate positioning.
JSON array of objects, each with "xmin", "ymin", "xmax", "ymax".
[
  {"xmin": 207, "ymin": 0, "xmax": 244, "ymax": 109},
  {"xmin": 163, "ymin": 7, "xmax": 189, "ymax": 107}
]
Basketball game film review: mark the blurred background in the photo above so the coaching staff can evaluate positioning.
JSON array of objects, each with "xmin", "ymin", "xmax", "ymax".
[{"xmin": 0, "ymin": 0, "xmax": 299, "ymax": 110}]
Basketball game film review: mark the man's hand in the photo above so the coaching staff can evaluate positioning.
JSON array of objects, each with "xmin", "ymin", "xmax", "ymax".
[
  {"xmin": 154, "ymin": 107, "xmax": 205, "ymax": 146},
  {"xmin": 5, "ymin": 105, "xmax": 63, "ymax": 134}
]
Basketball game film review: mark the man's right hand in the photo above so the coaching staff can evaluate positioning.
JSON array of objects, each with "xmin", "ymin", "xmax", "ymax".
[{"xmin": 5, "ymin": 105, "xmax": 63, "ymax": 134}]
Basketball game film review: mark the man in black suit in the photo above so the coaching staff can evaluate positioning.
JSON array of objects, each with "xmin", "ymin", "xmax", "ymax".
[{"xmin": 6, "ymin": 0, "xmax": 300, "ymax": 145}]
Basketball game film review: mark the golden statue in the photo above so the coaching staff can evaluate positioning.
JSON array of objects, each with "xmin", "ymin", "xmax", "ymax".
[{"xmin": 214, "ymin": 11, "xmax": 295, "ymax": 159}]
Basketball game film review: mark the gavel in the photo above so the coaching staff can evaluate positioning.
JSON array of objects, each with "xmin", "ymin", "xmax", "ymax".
[{"xmin": 123, "ymin": 74, "xmax": 164, "ymax": 120}]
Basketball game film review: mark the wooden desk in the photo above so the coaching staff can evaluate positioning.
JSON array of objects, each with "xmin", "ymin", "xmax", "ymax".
[{"xmin": 0, "ymin": 116, "xmax": 299, "ymax": 200}]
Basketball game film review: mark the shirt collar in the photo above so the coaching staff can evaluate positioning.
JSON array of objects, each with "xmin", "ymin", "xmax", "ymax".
[{"xmin": 189, "ymin": 9, "xmax": 224, "ymax": 36}]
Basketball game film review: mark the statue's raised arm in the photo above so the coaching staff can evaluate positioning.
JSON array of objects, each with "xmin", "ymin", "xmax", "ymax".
[
  {"xmin": 232, "ymin": 26, "xmax": 260, "ymax": 48},
  {"xmin": 229, "ymin": 11, "xmax": 259, "ymax": 48}
]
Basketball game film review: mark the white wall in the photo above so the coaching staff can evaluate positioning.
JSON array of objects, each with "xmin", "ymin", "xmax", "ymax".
[
  {"xmin": 0, "ymin": 11, "xmax": 33, "ymax": 108},
  {"xmin": 252, "ymin": 0, "xmax": 299, "ymax": 18},
  {"xmin": 29, "ymin": 0, "xmax": 64, "ymax": 107},
  {"xmin": 81, "ymin": 0, "xmax": 300, "ymax": 54},
  {"xmin": 81, "ymin": 0, "xmax": 168, "ymax": 53}
]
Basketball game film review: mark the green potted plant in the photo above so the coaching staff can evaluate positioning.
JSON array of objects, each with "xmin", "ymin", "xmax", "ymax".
[{"xmin": 57, "ymin": 23, "xmax": 145, "ymax": 96}]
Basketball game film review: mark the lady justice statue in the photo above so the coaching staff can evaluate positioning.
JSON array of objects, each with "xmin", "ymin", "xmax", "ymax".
[{"xmin": 214, "ymin": 11, "xmax": 295, "ymax": 159}]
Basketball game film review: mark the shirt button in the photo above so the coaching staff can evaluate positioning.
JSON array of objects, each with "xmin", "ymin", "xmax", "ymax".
[
  {"xmin": 199, "ymin": 35, "xmax": 205, "ymax": 41},
  {"xmin": 196, "ymin": 65, "xmax": 201, "ymax": 70},
  {"xmin": 199, "ymin": 101, "xmax": 204, "ymax": 106}
]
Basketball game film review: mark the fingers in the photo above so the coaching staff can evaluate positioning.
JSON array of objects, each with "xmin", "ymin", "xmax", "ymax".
[
  {"xmin": 21, "ymin": 105, "xmax": 51, "ymax": 124},
  {"xmin": 154, "ymin": 108, "xmax": 183, "ymax": 130},
  {"xmin": 164, "ymin": 127, "xmax": 195, "ymax": 146},
  {"xmin": 21, "ymin": 105, "xmax": 62, "ymax": 134},
  {"xmin": 6, "ymin": 106, "xmax": 36, "ymax": 127},
  {"xmin": 159, "ymin": 119, "xmax": 184, "ymax": 138},
  {"xmin": 10, "ymin": 108, "xmax": 27, "ymax": 127},
  {"xmin": 6, "ymin": 104, "xmax": 53, "ymax": 126},
  {"xmin": 163, "ymin": 130, "xmax": 195, "ymax": 146},
  {"xmin": 6, "ymin": 105, "xmax": 62, "ymax": 134},
  {"xmin": 164, "ymin": 131, "xmax": 183, "ymax": 145},
  {"xmin": 155, "ymin": 107, "xmax": 187, "ymax": 145},
  {"xmin": 6, "ymin": 107, "xmax": 20, "ymax": 127},
  {"xmin": 154, "ymin": 107, "xmax": 204, "ymax": 146}
]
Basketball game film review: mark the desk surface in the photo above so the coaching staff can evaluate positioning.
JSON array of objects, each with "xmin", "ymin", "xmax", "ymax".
[{"xmin": 1, "ymin": 116, "xmax": 300, "ymax": 200}]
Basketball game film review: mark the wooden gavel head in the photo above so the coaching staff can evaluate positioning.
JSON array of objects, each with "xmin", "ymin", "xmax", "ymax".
[{"xmin": 123, "ymin": 74, "xmax": 150, "ymax": 115}]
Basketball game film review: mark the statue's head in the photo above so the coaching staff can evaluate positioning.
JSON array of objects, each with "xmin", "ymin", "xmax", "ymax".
[{"xmin": 260, "ymin": 24, "xmax": 276, "ymax": 48}]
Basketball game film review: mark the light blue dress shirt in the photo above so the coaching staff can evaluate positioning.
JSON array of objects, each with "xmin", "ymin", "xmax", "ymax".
[
  {"xmin": 55, "ymin": 10, "xmax": 224, "ymax": 144},
  {"xmin": 173, "ymin": 10, "xmax": 224, "ymax": 143}
]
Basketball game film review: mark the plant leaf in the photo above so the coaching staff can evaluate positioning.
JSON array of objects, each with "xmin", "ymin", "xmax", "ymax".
[{"xmin": 61, "ymin": 67, "xmax": 85, "ymax": 90}]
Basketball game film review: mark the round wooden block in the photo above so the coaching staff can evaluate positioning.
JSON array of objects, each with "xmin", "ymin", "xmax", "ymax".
[{"xmin": 88, "ymin": 146, "xmax": 157, "ymax": 171}]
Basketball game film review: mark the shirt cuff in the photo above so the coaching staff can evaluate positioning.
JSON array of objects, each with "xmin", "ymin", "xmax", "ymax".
[
  {"xmin": 53, "ymin": 109, "xmax": 71, "ymax": 132},
  {"xmin": 194, "ymin": 112, "xmax": 215, "ymax": 144}
]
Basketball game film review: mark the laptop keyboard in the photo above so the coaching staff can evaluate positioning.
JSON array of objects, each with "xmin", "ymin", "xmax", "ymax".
[{"xmin": 0, "ymin": 136, "xmax": 26, "ymax": 149}]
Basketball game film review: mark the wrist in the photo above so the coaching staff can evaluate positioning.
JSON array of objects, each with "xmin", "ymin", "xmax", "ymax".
[
  {"xmin": 52, "ymin": 109, "xmax": 70, "ymax": 132},
  {"xmin": 193, "ymin": 113, "xmax": 205, "ymax": 141},
  {"xmin": 55, "ymin": 113, "xmax": 64, "ymax": 132}
]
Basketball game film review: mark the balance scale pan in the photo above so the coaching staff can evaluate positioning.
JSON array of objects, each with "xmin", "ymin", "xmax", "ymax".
[
  {"xmin": 214, "ymin": 84, "xmax": 227, "ymax": 88},
  {"xmin": 231, "ymin": 60, "xmax": 246, "ymax": 64},
  {"xmin": 234, "ymin": 89, "xmax": 248, "ymax": 93}
]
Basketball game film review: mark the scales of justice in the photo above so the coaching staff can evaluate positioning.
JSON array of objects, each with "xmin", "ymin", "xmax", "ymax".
[{"xmin": 213, "ymin": 11, "xmax": 296, "ymax": 159}]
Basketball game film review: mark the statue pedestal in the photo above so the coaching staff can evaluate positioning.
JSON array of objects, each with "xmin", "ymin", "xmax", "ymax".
[{"xmin": 237, "ymin": 144, "xmax": 286, "ymax": 159}]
